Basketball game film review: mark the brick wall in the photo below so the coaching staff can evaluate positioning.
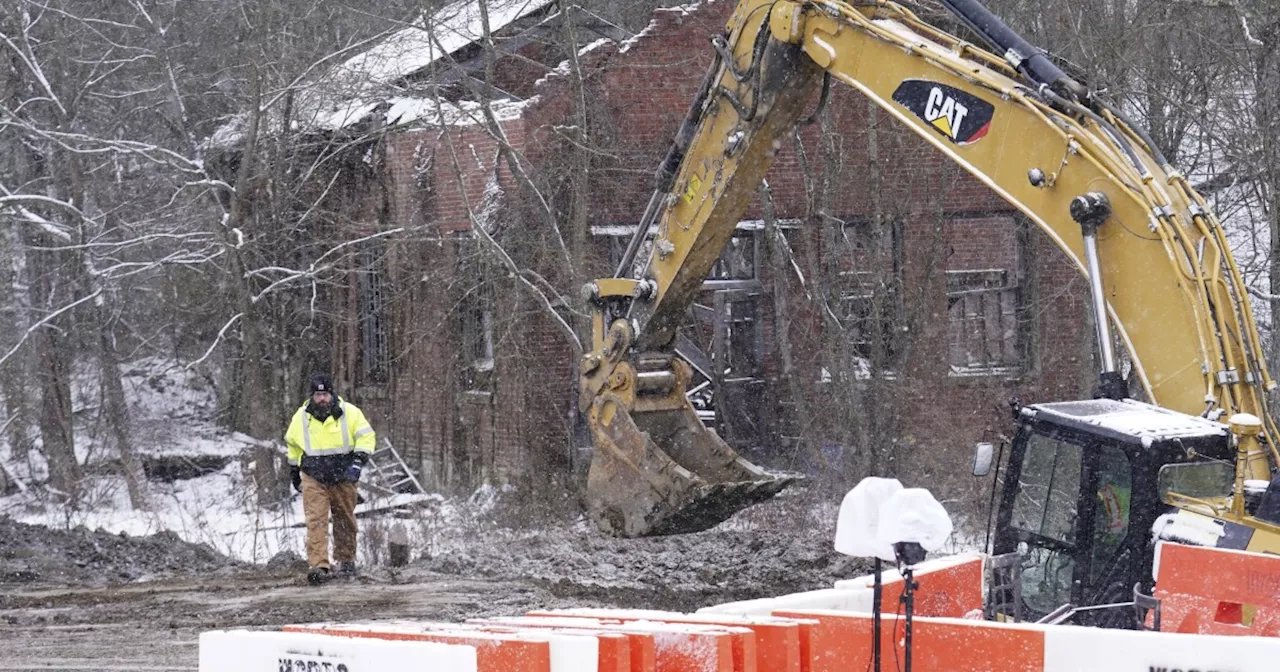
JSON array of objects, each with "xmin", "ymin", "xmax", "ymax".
[{"xmin": 335, "ymin": 0, "xmax": 1095, "ymax": 500}]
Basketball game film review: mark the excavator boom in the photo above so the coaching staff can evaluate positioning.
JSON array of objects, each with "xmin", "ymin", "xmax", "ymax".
[{"xmin": 581, "ymin": 0, "xmax": 1278, "ymax": 537}]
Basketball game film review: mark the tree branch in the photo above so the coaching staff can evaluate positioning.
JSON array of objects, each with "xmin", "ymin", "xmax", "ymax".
[{"xmin": 0, "ymin": 290, "xmax": 102, "ymax": 369}]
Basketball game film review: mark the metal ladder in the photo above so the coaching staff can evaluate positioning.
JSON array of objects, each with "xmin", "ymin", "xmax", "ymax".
[{"xmin": 359, "ymin": 437, "xmax": 425, "ymax": 497}]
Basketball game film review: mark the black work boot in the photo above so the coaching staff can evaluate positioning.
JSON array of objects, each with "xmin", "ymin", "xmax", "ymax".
[
  {"xmin": 306, "ymin": 566, "xmax": 331, "ymax": 585},
  {"xmin": 336, "ymin": 561, "xmax": 358, "ymax": 579}
]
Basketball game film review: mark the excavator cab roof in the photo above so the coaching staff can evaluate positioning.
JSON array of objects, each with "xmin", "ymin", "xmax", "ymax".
[{"xmin": 1018, "ymin": 398, "xmax": 1229, "ymax": 455}]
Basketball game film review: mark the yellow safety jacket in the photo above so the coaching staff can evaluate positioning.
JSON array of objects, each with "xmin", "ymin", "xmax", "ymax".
[{"xmin": 285, "ymin": 398, "xmax": 375, "ymax": 482}]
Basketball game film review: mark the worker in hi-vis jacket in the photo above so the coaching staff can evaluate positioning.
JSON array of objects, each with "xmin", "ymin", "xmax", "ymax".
[{"xmin": 285, "ymin": 373, "xmax": 375, "ymax": 584}]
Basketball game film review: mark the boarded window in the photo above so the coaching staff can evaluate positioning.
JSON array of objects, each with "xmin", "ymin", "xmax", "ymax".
[
  {"xmin": 707, "ymin": 230, "xmax": 759, "ymax": 282},
  {"xmin": 461, "ymin": 287, "xmax": 495, "ymax": 372},
  {"xmin": 357, "ymin": 243, "xmax": 390, "ymax": 384},
  {"xmin": 593, "ymin": 223, "xmax": 762, "ymax": 283},
  {"xmin": 827, "ymin": 217, "xmax": 902, "ymax": 369},
  {"xmin": 946, "ymin": 269, "xmax": 1021, "ymax": 374}
]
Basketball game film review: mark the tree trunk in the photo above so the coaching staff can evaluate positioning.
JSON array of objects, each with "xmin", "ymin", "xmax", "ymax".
[
  {"xmin": 0, "ymin": 225, "xmax": 34, "ymax": 463},
  {"xmin": 760, "ymin": 183, "xmax": 810, "ymax": 471},
  {"xmin": 1258, "ymin": 18, "xmax": 1280, "ymax": 396},
  {"xmin": 34, "ymin": 311, "xmax": 79, "ymax": 505},
  {"xmin": 18, "ymin": 212, "xmax": 80, "ymax": 505},
  {"xmin": 79, "ymin": 278, "xmax": 147, "ymax": 510},
  {"xmin": 213, "ymin": 69, "xmax": 289, "ymax": 504}
]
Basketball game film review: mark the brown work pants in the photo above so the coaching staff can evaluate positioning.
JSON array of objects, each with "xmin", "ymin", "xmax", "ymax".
[{"xmin": 300, "ymin": 472, "xmax": 358, "ymax": 569}]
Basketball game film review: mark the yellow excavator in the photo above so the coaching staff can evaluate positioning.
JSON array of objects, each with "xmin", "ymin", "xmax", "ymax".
[{"xmin": 578, "ymin": 0, "xmax": 1280, "ymax": 619}]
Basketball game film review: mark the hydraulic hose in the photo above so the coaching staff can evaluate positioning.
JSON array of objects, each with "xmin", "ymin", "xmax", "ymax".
[{"xmin": 941, "ymin": 0, "xmax": 1086, "ymax": 101}]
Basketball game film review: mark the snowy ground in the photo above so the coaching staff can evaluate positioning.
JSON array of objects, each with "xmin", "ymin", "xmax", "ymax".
[
  {"xmin": 1, "ymin": 357, "xmax": 300, "ymax": 564},
  {"xmin": 0, "ymin": 358, "xmax": 539, "ymax": 569},
  {"xmin": 0, "ymin": 357, "xmax": 989, "ymax": 671},
  {"xmin": 0, "ymin": 356, "xmax": 980, "ymax": 583}
]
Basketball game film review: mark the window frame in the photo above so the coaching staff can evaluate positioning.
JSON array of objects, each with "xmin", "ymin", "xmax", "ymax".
[
  {"xmin": 824, "ymin": 215, "xmax": 904, "ymax": 373},
  {"xmin": 943, "ymin": 213, "xmax": 1031, "ymax": 378},
  {"xmin": 356, "ymin": 241, "xmax": 392, "ymax": 385}
]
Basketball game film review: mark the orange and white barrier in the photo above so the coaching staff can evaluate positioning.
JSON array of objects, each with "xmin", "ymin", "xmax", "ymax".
[
  {"xmin": 199, "ymin": 549, "xmax": 1280, "ymax": 671},
  {"xmin": 283, "ymin": 621, "xmax": 599, "ymax": 672},
  {"xmin": 198, "ymin": 629, "xmax": 478, "ymax": 671},
  {"xmin": 831, "ymin": 552, "xmax": 984, "ymax": 618},
  {"xmin": 699, "ymin": 553, "xmax": 984, "ymax": 619},
  {"xmin": 476, "ymin": 615, "xmax": 748, "ymax": 672},
  {"xmin": 772, "ymin": 608, "xmax": 1280, "ymax": 672},
  {"xmin": 527, "ymin": 609, "xmax": 815, "ymax": 672},
  {"xmin": 1153, "ymin": 541, "xmax": 1280, "ymax": 637}
]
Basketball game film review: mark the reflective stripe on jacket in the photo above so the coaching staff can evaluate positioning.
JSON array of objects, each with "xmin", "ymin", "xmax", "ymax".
[{"xmin": 284, "ymin": 399, "xmax": 376, "ymax": 470}]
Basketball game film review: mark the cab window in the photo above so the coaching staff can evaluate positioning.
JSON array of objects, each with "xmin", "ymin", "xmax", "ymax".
[
  {"xmin": 1010, "ymin": 432, "xmax": 1084, "ymax": 615},
  {"xmin": 1090, "ymin": 444, "xmax": 1131, "ymax": 581},
  {"xmin": 1011, "ymin": 433, "xmax": 1083, "ymax": 545}
]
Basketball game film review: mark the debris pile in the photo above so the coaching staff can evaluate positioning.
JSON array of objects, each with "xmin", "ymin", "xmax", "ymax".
[
  {"xmin": 418, "ymin": 518, "xmax": 865, "ymax": 611},
  {"xmin": 0, "ymin": 516, "xmax": 244, "ymax": 586}
]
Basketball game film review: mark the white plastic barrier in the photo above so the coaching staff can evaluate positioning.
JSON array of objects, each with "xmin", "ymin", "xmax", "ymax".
[
  {"xmin": 284, "ymin": 621, "xmax": 600, "ymax": 672},
  {"xmin": 768, "ymin": 608, "xmax": 1280, "ymax": 672},
  {"xmin": 1043, "ymin": 625, "xmax": 1280, "ymax": 672},
  {"xmin": 199, "ymin": 629, "xmax": 478, "ymax": 671},
  {"xmin": 698, "ymin": 587, "xmax": 874, "ymax": 617},
  {"xmin": 700, "ymin": 553, "xmax": 984, "ymax": 618}
]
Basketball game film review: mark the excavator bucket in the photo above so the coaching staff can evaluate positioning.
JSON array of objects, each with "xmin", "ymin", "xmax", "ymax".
[{"xmin": 586, "ymin": 395, "xmax": 800, "ymax": 537}]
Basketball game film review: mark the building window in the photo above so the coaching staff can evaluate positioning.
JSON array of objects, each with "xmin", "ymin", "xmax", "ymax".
[
  {"xmin": 452, "ymin": 234, "xmax": 496, "ymax": 391},
  {"xmin": 946, "ymin": 270, "xmax": 1021, "ymax": 374},
  {"xmin": 716, "ymin": 291, "xmax": 763, "ymax": 379},
  {"xmin": 944, "ymin": 213, "xmax": 1028, "ymax": 376},
  {"xmin": 357, "ymin": 243, "xmax": 390, "ymax": 384},
  {"xmin": 827, "ymin": 217, "xmax": 902, "ymax": 370},
  {"xmin": 593, "ymin": 221, "xmax": 766, "ymax": 285},
  {"xmin": 707, "ymin": 229, "xmax": 759, "ymax": 282},
  {"xmin": 461, "ymin": 286, "xmax": 495, "ymax": 372}
]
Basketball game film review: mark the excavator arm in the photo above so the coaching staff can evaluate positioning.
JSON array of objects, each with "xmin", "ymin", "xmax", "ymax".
[{"xmin": 580, "ymin": 0, "xmax": 1279, "ymax": 537}]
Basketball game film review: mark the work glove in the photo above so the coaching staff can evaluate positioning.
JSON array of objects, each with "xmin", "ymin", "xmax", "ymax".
[
  {"xmin": 344, "ymin": 463, "xmax": 362, "ymax": 483},
  {"xmin": 290, "ymin": 466, "xmax": 302, "ymax": 493}
]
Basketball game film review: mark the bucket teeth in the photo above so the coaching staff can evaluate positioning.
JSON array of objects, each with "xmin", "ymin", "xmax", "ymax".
[{"xmin": 586, "ymin": 400, "xmax": 803, "ymax": 537}]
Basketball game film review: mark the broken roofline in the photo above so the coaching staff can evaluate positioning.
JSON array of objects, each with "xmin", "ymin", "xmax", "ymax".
[
  {"xmin": 331, "ymin": 0, "xmax": 559, "ymax": 90},
  {"xmin": 293, "ymin": 0, "xmax": 629, "ymax": 130}
]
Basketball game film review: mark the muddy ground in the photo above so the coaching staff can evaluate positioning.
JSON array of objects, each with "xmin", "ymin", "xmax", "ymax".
[{"xmin": 0, "ymin": 496, "xmax": 863, "ymax": 671}]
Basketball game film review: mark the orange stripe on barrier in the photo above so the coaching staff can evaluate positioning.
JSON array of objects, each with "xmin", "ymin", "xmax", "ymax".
[
  {"xmin": 283, "ymin": 624, "xmax": 551, "ymax": 672},
  {"xmin": 468, "ymin": 618, "xmax": 656, "ymax": 672},
  {"xmin": 473, "ymin": 618, "xmax": 659, "ymax": 672},
  {"xmin": 528, "ymin": 609, "xmax": 806, "ymax": 672},
  {"xmin": 773, "ymin": 610, "xmax": 1045, "ymax": 672},
  {"xmin": 835, "ymin": 555, "xmax": 985, "ymax": 619},
  {"xmin": 474, "ymin": 623, "xmax": 634, "ymax": 672},
  {"xmin": 590, "ymin": 631, "xmax": 632, "ymax": 672},
  {"xmin": 478, "ymin": 616, "xmax": 736, "ymax": 672},
  {"xmin": 1154, "ymin": 542, "xmax": 1280, "ymax": 637}
]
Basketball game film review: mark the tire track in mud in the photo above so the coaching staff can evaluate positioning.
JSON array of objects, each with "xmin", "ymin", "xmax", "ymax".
[{"xmin": 0, "ymin": 494, "xmax": 864, "ymax": 669}]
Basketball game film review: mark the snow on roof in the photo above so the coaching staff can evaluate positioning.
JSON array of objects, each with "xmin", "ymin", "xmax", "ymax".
[
  {"xmin": 333, "ymin": 0, "xmax": 554, "ymax": 88},
  {"xmin": 292, "ymin": 0, "xmax": 552, "ymax": 132},
  {"xmin": 1027, "ymin": 398, "xmax": 1227, "ymax": 445}
]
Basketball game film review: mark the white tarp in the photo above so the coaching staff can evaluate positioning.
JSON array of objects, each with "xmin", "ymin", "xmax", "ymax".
[
  {"xmin": 878, "ymin": 488, "xmax": 954, "ymax": 553},
  {"xmin": 834, "ymin": 477, "xmax": 903, "ymax": 561}
]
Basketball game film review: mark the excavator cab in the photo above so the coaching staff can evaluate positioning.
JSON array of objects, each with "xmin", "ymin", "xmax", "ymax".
[{"xmin": 991, "ymin": 398, "xmax": 1234, "ymax": 624}]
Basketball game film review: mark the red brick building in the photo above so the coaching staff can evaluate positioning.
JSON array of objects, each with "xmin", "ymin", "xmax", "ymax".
[{"xmin": 317, "ymin": 0, "xmax": 1097, "ymax": 501}]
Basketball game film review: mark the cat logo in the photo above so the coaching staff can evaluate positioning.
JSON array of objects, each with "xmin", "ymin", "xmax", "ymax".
[{"xmin": 892, "ymin": 80, "xmax": 994, "ymax": 146}]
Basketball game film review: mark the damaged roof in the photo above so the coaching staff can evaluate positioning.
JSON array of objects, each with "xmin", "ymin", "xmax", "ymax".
[
  {"xmin": 332, "ymin": 0, "xmax": 555, "ymax": 90},
  {"xmin": 290, "ymin": 0, "xmax": 555, "ymax": 132}
]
